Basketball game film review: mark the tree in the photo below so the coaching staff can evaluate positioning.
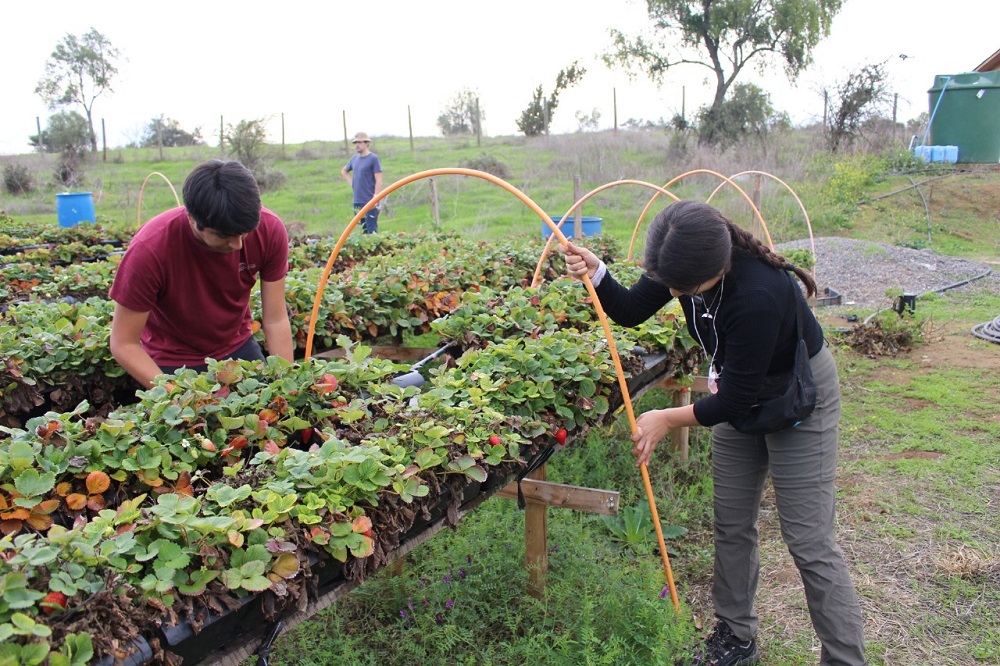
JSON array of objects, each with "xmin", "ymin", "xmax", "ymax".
[
  {"xmin": 826, "ymin": 61, "xmax": 892, "ymax": 152},
  {"xmin": 575, "ymin": 108, "xmax": 602, "ymax": 132},
  {"xmin": 516, "ymin": 62, "xmax": 586, "ymax": 137},
  {"xmin": 141, "ymin": 116, "xmax": 204, "ymax": 148},
  {"xmin": 35, "ymin": 28, "xmax": 121, "ymax": 153},
  {"xmin": 437, "ymin": 88, "xmax": 484, "ymax": 137},
  {"xmin": 29, "ymin": 111, "xmax": 91, "ymax": 156},
  {"xmin": 604, "ymin": 0, "xmax": 842, "ymax": 144}
]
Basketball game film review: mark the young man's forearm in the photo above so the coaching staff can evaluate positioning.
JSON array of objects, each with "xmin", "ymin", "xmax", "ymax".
[
  {"xmin": 262, "ymin": 320, "xmax": 294, "ymax": 361},
  {"xmin": 111, "ymin": 343, "xmax": 163, "ymax": 389}
]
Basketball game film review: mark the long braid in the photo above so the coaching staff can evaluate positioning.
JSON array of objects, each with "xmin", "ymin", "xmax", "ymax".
[{"xmin": 725, "ymin": 221, "xmax": 817, "ymax": 297}]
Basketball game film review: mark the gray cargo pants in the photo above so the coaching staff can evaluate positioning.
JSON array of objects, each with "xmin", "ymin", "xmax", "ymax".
[{"xmin": 711, "ymin": 345, "xmax": 866, "ymax": 665}]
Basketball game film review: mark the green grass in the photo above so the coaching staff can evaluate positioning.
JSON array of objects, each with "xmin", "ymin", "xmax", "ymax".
[
  {"xmin": 12, "ymin": 129, "xmax": 998, "ymax": 258},
  {"xmin": 264, "ymin": 499, "xmax": 694, "ymax": 666}
]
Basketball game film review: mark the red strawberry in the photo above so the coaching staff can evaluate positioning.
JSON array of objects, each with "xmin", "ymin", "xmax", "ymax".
[
  {"xmin": 555, "ymin": 428, "xmax": 568, "ymax": 446},
  {"xmin": 488, "ymin": 435, "xmax": 502, "ymax": 446},
  {"xmin": 41, "ymin": 591, "xmax": 68, "ymax": 614}
]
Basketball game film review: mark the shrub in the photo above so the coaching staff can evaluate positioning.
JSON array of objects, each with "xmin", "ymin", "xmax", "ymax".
[
  {"xmin": 835, "ymin": 309, "xmax": 925, "ymax": 357},
  {"xmin": 54, "ymin": 154, "xmax": 84, "ymax": 188},
  {"xmin": 254, "ymin": 167, "xmax": 287, "ymax": 193},
  {"xmin": 812, "ymin": 152, "xmax": 889, "ymax": 229},
  {"xmin": 224, "ymin": 118, "xmax": 270, "ymax": 173},
  {"xmin": 781, "ymin": 247, "xmax": 815, "ymax": 271},
  {"xmin": 460, "ymin": 154, "xmax": 509, "ymax": 180},
  {"xmin": 2, "ymin": 161, "xmax": 34, "ymax": 195},
  {"xmin": 695, "ymin": 83, "xmax": 781, "ymax": 148},
  {"xmin": 140, "ymin": 116, "xmax": 203, "ymax": 148}
]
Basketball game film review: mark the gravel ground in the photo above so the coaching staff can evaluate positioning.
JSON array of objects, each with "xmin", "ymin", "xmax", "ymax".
[{"xmin": 777, "ymin": 237, "xmax": 998, "ymax": 313}]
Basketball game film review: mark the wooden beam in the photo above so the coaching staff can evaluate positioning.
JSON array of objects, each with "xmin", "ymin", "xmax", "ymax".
[{"xmin": 495, "ymin": 479, "xmax": 619, "ymax": 516}]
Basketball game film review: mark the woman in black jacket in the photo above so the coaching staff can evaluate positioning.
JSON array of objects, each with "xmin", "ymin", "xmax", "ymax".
[{"xmin": 561, "ymin": 201, "xmax": 865, "ymax": 666}]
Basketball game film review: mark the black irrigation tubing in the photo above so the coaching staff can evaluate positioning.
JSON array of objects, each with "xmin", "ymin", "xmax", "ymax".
[
  {"xmin": 907, "ymin": 175, "xmax": 933, "ymax": 246},
  {"xmin": 859, "ymin": 172, "xmax": 960, "ymax": 203},
  {"xmin": 862, "ymin": 268, "xmax": 994, "ymax": 326}
]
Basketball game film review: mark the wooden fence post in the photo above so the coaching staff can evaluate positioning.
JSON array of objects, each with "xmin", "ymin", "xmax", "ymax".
[
  {"xmin": 750, "ymin": 174, "xmax": 762, "ymax": 240},
  {"xmin": 670, "ymin": 390, "xmax": 691, "ymax": 460},
  {"xmin": 524, "ymin": 466, "xmax": 548, "ymax": 598},
  {"xmin": 573, "ymin": 176, "xmax": 583, "ymax": 238},
  {"xmin": 429, "ymin": 178, "xmax": 440, "ymax": 227}
]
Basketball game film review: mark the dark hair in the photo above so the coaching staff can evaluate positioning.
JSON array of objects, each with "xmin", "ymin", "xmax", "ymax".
[
  {"xmin": 643, "ymin": 201, "xmax": 817, "ymax": 296},
  {"xmin": 182, "ymin": 159, "xmax": 261, "ymax": 237}
]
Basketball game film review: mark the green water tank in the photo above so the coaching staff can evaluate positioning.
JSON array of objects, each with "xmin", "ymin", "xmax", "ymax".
[{"xmin": 928, "ymin": 71, "xmax": 1000, "ymax": 163}]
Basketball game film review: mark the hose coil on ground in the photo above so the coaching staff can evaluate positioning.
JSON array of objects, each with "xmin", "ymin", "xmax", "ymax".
[{"xmin": 972, "ymin": 316, "xmax": 1000, "ymax": 344}]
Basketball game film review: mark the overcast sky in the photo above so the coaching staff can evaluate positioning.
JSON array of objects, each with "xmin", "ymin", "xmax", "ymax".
[{"xmin": 1, "ymin": 0, "xmax": 995, "ymax": 155}]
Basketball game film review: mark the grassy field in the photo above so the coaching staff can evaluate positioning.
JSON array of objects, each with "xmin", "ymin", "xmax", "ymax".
[{"xmin": 2, "ymin": 130, "xmax": 999, "ymax": 664}]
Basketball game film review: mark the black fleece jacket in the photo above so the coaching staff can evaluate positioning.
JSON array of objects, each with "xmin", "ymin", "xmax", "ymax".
[{"xmin": 594, "ymin": 250, "xmax": 824, "ymax": 427}]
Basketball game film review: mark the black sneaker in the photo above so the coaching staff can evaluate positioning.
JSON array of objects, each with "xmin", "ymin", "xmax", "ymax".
[{"xmin": 688, "ymin": 619, "xmax": 761, "ymax": 666}]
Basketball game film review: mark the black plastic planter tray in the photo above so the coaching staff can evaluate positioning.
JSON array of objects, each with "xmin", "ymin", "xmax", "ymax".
[
  {"xmin": 91, "ymin": 636, "xmax": 154, "ymax": 666},
  {"xmin": 815, "ymin": 287, "xmax": 843, "ymax": 307},
  {"xmin": 157, "ymin": 594, "xmax": 261, "ymax": 664}
]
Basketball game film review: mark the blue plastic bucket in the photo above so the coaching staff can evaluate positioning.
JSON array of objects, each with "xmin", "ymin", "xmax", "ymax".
[
  {"xmin": 56, "ymin": 192, "xmax": 96, "ymax": 227},
  {"xmin": 543, "ymin": 216, "xmax": 603, "ymax": 239}
]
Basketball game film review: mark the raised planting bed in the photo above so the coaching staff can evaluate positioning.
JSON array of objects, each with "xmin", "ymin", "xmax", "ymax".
[
  {"xmin": 103, "ymin": 350, "xmax": 687, "ymax": 666},
  {"xmin": 1, "ymin": 296, "xmax": 698, "ymax": 665}
]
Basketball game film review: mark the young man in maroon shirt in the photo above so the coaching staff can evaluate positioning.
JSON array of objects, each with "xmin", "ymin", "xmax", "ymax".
[{"xmin": 109, "ymin": 159, "xmax": 293, "ymax": 388}]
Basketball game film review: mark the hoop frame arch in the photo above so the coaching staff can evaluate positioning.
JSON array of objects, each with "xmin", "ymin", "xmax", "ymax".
[
  {"xmin": 137, "ymin": 172, "xmax": 181, "ymax": 229},
  {"xmin": 625, "ymin": 169, "xmax": 772, "ymax": 262},
  {"xmin": 304, "ymin": 167, "xmax": 680, "ymax": 611},
  {"xmin": 530, "ymin": 179, "xmax": 680, "ymax": 288},
  {"xmin": 706, "ymin": 170, "xmax": 817, "ymax": 281}
]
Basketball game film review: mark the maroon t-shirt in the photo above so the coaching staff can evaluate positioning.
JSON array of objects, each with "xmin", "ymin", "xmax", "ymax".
[{"xmin": 109, "ymin": 206, "xmax": 289, "ymax": 366}]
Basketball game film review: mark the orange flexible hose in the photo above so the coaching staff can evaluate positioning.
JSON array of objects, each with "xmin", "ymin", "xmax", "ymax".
[
  {"xmin": 625, "ymin": 168, "xmax": 772, "ymax": 261},
  {"xmin": 303, "ymin": 167, "xmax": 681, "ymax": 612},
  {"xmin": 137, "ymin": 172, "xmax": 180, "ymax": 229},
  {"xmin": 705, "ymin": 170, "xmax": 817, "ymax": 282},
  {"xmin": 530, "ymin": 179, "xmax": 680, "ymax": 288}
]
